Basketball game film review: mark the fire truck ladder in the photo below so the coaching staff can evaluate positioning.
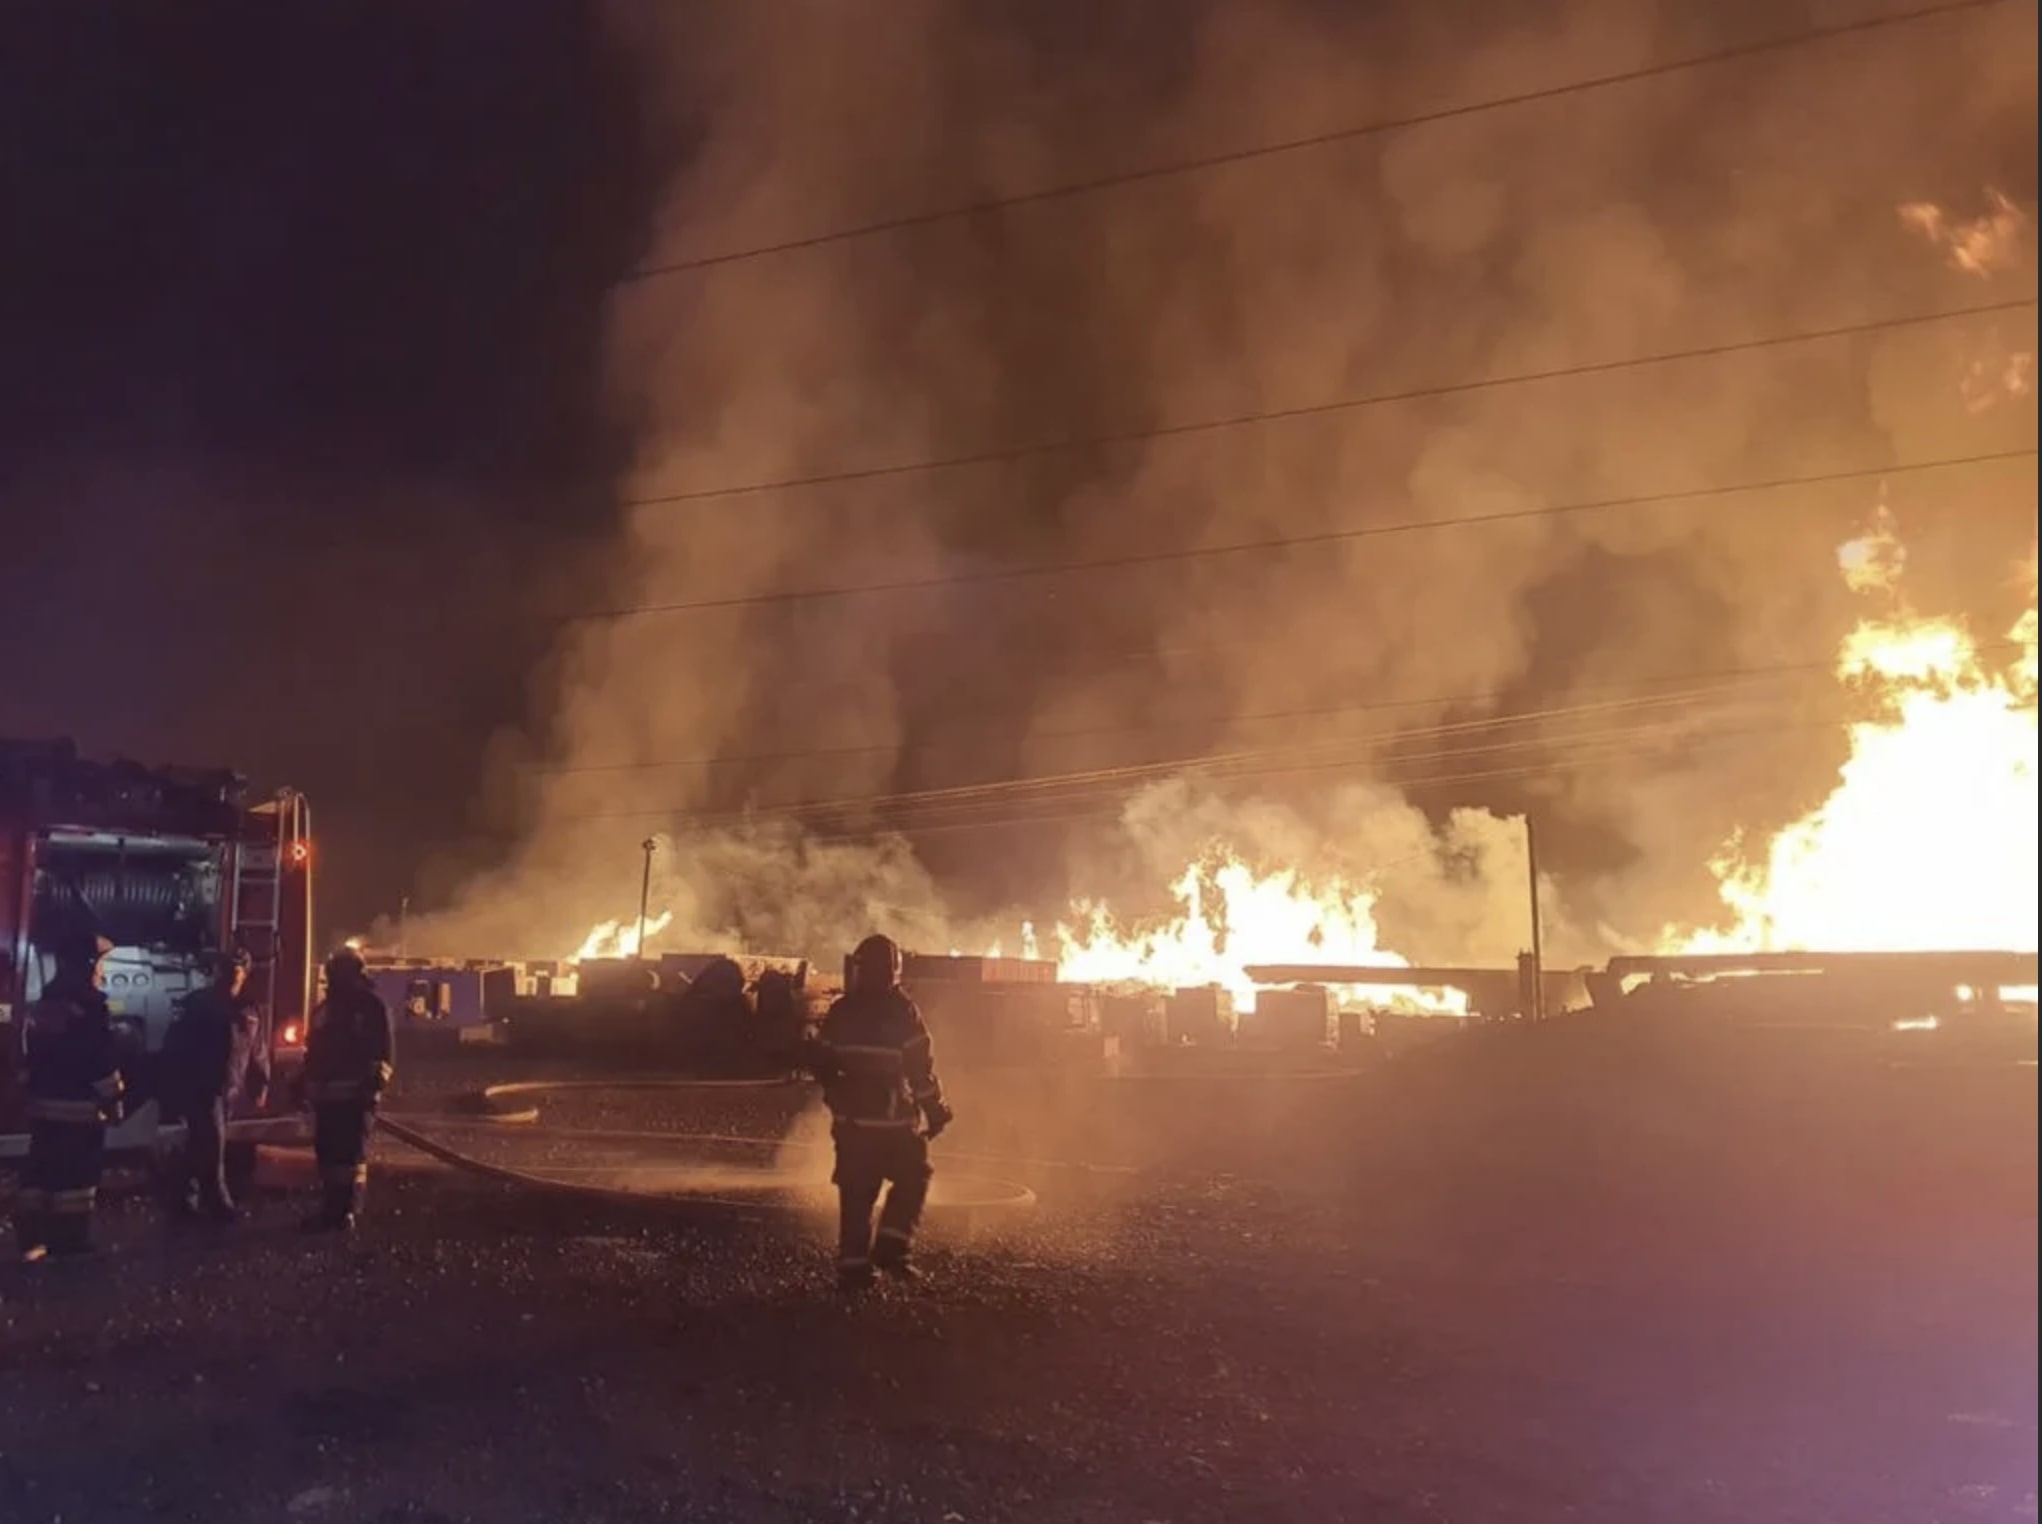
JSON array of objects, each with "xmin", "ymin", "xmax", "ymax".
[{"xmin": 230, "ymin": 791, "xmax": 304, "ymax": 1019}]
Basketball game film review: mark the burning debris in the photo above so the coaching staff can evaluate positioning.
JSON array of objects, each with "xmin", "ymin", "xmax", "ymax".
[{"xmin": 1050, "ymin": 854, "xmax": 1469, "ymax": 1015}]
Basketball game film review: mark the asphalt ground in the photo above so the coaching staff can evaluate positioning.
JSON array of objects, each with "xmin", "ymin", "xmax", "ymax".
[{"xmin": 0, "ymin": 1022, "xmax": 2034, "ymax": 1524}]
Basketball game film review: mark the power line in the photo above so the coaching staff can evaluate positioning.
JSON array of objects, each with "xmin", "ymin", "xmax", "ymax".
[
  {"xmin": 456, "ymin": 629, "xmax": 2032, "ymax": 847},
  {"xmin": 615, "ymin": 299, "xmax": 2037, "ymax": 512},
  {"xmin": 537, "ymin": 622, "xmax": 2033, "ymax": 830},
  {"xmin": 711, "ymin": 710, "xmax": 1872, "ymax": 846},
  {"xmin": 557, "ymin": 696, "xmax": 1788, "ymax": 828},
  {"xmin": 573, "ymin": 443, "xmax": 2038, "ymax": 622},
  {"xmin": 666, "ymin": 700, "xmax": 1821, "ymax": 831},
  {"xmin": 546, "ymin": 677, "xmax": 1877, "ymax": 828},
  {"xmin": 622, "ymin": 0, "xmax": 2020, "ymax": 285},
  {"xmin": 532, "ymin": 649, "xmax": 1868, "ymax": 778}
]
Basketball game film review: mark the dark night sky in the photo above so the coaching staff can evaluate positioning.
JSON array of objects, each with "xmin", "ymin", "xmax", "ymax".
[{"xmin": 1, "ymin": 2, "xmax": 671, "ymax": 929}]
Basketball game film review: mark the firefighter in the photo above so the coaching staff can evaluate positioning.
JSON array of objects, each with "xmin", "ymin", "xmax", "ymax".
[
  {"xmin": 13, "ymin": 930, "xmax": 124, "ymax": 1262},
  {"xmin": 802, "ymin": 933, "xmax": 954, "ymax": 1290},
  {"xmin": 161, "ymin": 947, "xmax": 270, "ymax": 1224},
  {"xmin": 298, "ymin": 947, "xmax": 393, "ymax": 1233}
]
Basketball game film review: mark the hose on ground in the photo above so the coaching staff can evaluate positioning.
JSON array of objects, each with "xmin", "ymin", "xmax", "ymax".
[
  {"xmin": 445, "ymin": 1078, "xmax": 1140, "ymax": 1177},
  {"xmin": 375, "ymin": 1113, "xmax": 788, "ymax": 1216},
  {"xmin": 377, "ymin": 1083, "xmax": 1040, "ymax": 1219}
]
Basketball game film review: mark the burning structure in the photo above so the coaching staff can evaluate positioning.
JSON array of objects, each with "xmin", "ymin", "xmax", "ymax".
[{"xmin": 377, "ymin": 6, "xmax": 2034, "ymax": 1044}]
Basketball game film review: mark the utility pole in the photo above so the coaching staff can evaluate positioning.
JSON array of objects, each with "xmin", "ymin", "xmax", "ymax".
[
  {"xmin": 1524, "ymin": 814, "xmax": 1546, "ymax": 1021},
  {"xmin": 398, "ymin": 895, "xmax": 410, "ymax": 959},
  {"xmin": 635, "ymin": 838, "xmax": 657, "ymax": 958}
]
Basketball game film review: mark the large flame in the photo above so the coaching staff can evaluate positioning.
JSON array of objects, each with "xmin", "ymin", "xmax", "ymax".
[
  {"xmin": 1680, "ymin": 534, "xmax": 2038, "ymax": 956},
  {"xmin": 558, "ymin": 845, "xmax": 1464, "ymax": 1015},
  {"xmin": 1047, "ymin": 855, "xmax": 1466, "ymax": 1015},
  {"xmin": 570, "ymin": 910, "xmax": 674, "ymax": 963},
  {"xmin": 556, "ymin": 531, "xmax": 2037, "ymax": 991}
]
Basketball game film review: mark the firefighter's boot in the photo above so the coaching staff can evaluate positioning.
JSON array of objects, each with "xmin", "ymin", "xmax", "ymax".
[
  {"xmin": 870, "ymin": 1227, "xmax": 920, "ymax": 1281},
  {"xmin": 836, "ymin": 1261, "xmax": 876, "ymax": 1293},
  {"xmin": 301, "ymin": 1182, "xmax": 359, "ymax": 1234}
]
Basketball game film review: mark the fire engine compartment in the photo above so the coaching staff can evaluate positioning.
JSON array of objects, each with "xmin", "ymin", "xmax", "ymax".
[
  {"xmin": 2, "ymin": 739, "xmax": 315, "ymax": 1150},
  {"xmin": 27, "ymin": 829, "xmax": 227, "ymax": 1054}
]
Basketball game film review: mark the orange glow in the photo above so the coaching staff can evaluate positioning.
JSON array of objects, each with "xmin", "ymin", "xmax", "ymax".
[
  {"xmin": 1675, "ymin": 533, "xmax": 2038, "ymax": 955},
  {"xmin": 568, "ymin": 911, "xmax": 673, "ymax": 963},
  {"xmin": 1897, "ymin": 188, "xmax": 2027, "ymax": 277},
  {"xmin": 290, "ymin": 840, "xmax": 311, "ymax": 865},
  {"xmin": 1045, "ymin": 857, "xmax": 1465, "ymax": 1015}
]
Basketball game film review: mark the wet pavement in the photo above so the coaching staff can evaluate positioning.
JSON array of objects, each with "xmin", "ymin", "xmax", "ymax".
[{"xmin": 1, "ymin": 1039, "xmax": 2034, "ymax": 1523}]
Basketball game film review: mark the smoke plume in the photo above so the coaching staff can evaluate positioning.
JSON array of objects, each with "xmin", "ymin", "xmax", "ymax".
[{"xmin": 399, "ymin": 0, "xmax": 2038, "ymax": 967}]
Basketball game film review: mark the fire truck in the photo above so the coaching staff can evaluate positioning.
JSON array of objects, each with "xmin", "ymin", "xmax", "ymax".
[{"xmin": 0, "ymin": 738, "xmax": 315, "ymax": 1164}]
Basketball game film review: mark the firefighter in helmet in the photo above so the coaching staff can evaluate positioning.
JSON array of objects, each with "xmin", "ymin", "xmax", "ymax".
[
  {"xmin": 161, "ymin": 946, "xmax": 270, "ymax": 1224},
  {"xmin": 298, "ymin": 946, "xmax": 393, "ymax": 1233},
  {"xmin": 802, "ymin": 933, "xmax": 954, "ymax": 1290},
  {"xmin": 13, "ymin": 927, "xmax": 124, "ymax": 1261}
]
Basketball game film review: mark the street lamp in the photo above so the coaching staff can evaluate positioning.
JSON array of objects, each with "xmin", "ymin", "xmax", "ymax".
[{"xmin": 636, "ymin": 838, "xmax": 657, "ymax": 958}]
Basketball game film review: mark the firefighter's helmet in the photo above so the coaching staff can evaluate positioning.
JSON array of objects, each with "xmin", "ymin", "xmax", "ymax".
[
  {"xmin": 325, "ymin": 947, "xmax": 368, "ymax": 988},
  {"xmin": 850, "ymin": 933, "xmax": 903, "ymax": 994},
  {"xmin": 212, "ymin": 946, "xmax": 254, "ymax": 977}
]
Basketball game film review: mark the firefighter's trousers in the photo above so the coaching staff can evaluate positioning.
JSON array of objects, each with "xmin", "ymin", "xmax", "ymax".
[
  {"xmin": 179, "ymin": 1095, "xmax": 234, "ymax": 1217},
  {"xmin": 312, "ymin": 1100, "xmax": 375, "ymax": 1223},
  {"xmin": 833, "ymin": 1124, "xmax": 932, "ymax": 1271},
  {"xmin": 13, "ymin": 1119, "xmax": 107, "ymax": 1256}
]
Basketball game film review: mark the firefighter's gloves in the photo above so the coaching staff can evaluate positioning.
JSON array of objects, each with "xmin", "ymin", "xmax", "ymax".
[{"xmin": 921, "ymin": 1099, "xmax": 954, "ymax": 1140}]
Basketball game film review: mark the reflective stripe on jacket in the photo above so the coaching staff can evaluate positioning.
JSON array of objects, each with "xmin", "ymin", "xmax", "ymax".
[{"xmin": 809, "ymin": 989, "xmax": 945, "ymax": 1129}]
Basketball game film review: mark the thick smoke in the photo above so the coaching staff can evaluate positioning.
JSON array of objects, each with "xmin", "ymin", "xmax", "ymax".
[{"xmin": 400, "ymin": 0, "xmax": 2038, "ymax": 966}]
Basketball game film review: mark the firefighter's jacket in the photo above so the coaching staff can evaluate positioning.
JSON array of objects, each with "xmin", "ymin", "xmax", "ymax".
[
  {"xmin": 303, "ymin": 986, "xmax": 394, "ymax": 1107},
  {"xmin": 804, "ymin": 989, "xmax": 945, "ymax": 1131},
  {"xmin": 162, "ymin": 986, "xmax": 271, "ymax": 1113},
  {"xmin": 24, "ymin": 983, "xmax": 125, "ymax": 1127}
]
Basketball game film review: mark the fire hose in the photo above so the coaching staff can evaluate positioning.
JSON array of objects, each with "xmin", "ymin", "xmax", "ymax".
[
  {"xmin": 374, "ymin": 1077, "xmax": 1043, "ymax": 1220},
  {"xmin": 444, "ymin": 1077, "xmax": 1140, "ymax": 1178}
]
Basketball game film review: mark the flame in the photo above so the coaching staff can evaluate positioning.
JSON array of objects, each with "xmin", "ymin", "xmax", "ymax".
[
  {"xmin": 1837, "ymin": 503, "xmax": 1906, "ymax": 594},
  {"xmin": 1897, "ymin": 187, "xmax": 2027, "ymax": 277},
  {"xmin": 1962, "ymin": 348, "xmax": 2035, "ymax": 414},
  {"xmin": 1045, "ymin": 855, "xmax": 1466, "ymax": 1015},
  {"xmin": 1678, "ymin": 531, "xmax": 2038, "ymax": 955},
  {"xmin": 570, "ymin": 910, "xmax": 674, "ymax": 963}
]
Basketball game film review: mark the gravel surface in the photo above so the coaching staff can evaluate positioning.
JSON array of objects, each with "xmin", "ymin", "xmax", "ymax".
[{"xmin": 1, "ymin": 1033, "xmax": 2034, "ymax": 1524}]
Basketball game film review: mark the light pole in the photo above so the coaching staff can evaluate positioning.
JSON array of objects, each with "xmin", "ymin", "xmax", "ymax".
[
  {"xmin": 635, "ymin": 838, "xmax": 657, "ymax": 958},
  {"xmin": 1524, "ymin": 814, "xmax": 1545, "ymax": 1021}
]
